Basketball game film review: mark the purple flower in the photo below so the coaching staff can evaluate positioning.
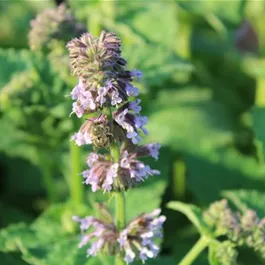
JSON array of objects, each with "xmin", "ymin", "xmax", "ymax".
[
  {"xmin": 71, "ymin": 132, "xmax": 92, "ymax": 146},
  {"xmin": 131, "ymin": 70, "xmax": 143, "ymax": 79},
  {"xmin": 129, "ymin": 99, "xmax": 142, "ymax": 114},
  {"xmin": 83, "ymin": 148, "xmax": 160, "ymax": 192},
  {"xmin": 73, "ymin": 214, "xmax": 117, "ymax": 256},
  {"xmin": 113, "ymin": 105, "xmax": 149, "ymax": 144},
  {"xmin": 67, "ymin": 32, "xmax": 143, "ymax": 117},
  {"xmin": 117, "ymin": 209, "xmax": 166, "ymax": 264},
  {"xmin": 74, "ymin": 208, "xmax": 165, "ymax": 263},
  {"xmin": 119, "ymin": 150, "xmax": 160, "ymax": 183},
  {"xmin": 134, "ymin": 143, "xmax": 161, "ymax": 160},
  {"xmin": 125, "ymin": 84, "xmax": 139, "ymax": 97}
]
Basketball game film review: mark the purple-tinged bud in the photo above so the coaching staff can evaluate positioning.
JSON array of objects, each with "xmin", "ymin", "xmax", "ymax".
[
  {"xmin": 67, "ymin": 31, "xmax": 142, "ymax": 117},
  {"xmin": 203, "ymin": 200, "xmax": 240, "ymax": 240}
]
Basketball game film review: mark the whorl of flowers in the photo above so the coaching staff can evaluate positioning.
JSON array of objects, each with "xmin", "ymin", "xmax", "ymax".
[
  {"xmin": 81, "ymin": 144, "xmax": 160, "ymax": 192},
  {"xmin": 74, "ymin": 209, "xmax": 166, "ymax": 264},
  {"xmin": 29, "ymin": 4, "xmax": 85, "ymax": 51},
  {"xmin": 203, "ymin": 200, "xmax": 265, "ymax": 257}
]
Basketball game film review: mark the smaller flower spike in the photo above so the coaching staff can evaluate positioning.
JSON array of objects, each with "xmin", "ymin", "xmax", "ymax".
[
  {"xmin": 74, "ymin": 209, "xmax": 166, "ymax": 263},
  {"xmin": 203, "ymin": 200, "xmax": 265, "ymax": 258},
  {"xmin": 29, "ymin": 4, "xmax": 85, "ymax": 51}
]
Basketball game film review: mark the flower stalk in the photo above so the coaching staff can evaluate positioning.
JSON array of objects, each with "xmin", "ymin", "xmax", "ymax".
[{"xmin": 178, "ymin": 236, "xmax": 209, "ymax": 265}]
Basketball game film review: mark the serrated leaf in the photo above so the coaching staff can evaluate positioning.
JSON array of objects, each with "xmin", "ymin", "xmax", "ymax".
[
  {"xmin": 0, "ymin": 223, "xmax": 37, "ymax": 252},
  {"xmin": 223, "ymin": 190, "xmax": 265, "ymax": 217},
  {"xmin": 167, "ymin": 201, "xmax": 210, "ymax": 236}
]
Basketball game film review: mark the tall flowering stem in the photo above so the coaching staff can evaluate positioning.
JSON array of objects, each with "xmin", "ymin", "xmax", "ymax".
[{"xmin": 67, "ymin": 31, "xmax": 165, "ymax": 264}]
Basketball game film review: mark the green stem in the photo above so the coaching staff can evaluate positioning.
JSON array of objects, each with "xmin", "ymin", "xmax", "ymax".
[
  {"xmin": 40, "ymin": 155, "xmax": 56, "ymax": 202},
  {"xmin": 110, "ymin": 141, "xmax": 126, "ymax": 265},
  {"xmin": 172, "ymin": 158, "xmax": 186, "ymax": 200},
  {"xmin": 115, "ymin": 191, "xmax": 126, "ymax": 229},
  {"xmin": 70, "ymin": 140, "xmax": 84, "ymax": 205},
  {"xmin": 178, "ymin": 236, "xmax": 209, "ymax": 265}
]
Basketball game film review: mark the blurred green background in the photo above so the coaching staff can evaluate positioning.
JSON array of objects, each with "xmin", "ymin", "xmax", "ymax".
[{"xmin": 1, "ymin": 0, "xmax": 265, "ymax": 264}]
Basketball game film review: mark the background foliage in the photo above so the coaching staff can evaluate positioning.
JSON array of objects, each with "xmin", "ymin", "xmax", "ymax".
[{"xmin": 0, "ymin": 1, "xmax": 265, "ymax": 264}]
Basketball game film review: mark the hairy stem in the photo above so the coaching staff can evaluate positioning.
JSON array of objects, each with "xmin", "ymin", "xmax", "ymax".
[
  {"xmin": 70, "ymin": 140, "xmax": 84, "ymax": 205},
  {"xmin": 178, "ymin": 236, "xmax": 209, "ymax": 265}
]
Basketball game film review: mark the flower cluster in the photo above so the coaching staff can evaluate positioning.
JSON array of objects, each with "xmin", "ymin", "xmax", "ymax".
[
  {"xmin": 203, "ymin": 200, "xmax": 265, "ymax": 257},
  {"xmin": 68, "ymin": 30, "xmax": 165, "ymax": 264},
  {"xmin": 29, "ymin": 4, "xmax": 85, "ymax": 52},
  {"xmin": 74, "ymin": 209, "xmax": 166, "ymax": 264},
  {"xmin": 67, "ymin": 31, "xmax": 146, "ymax": 144},
  {"xmin": 82, "ymin": 144, "xmax": 160, "ymax": 192}
]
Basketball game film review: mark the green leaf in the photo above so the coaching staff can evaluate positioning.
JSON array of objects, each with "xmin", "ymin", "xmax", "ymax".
[
  {"xmin": 223, "ymin": 190, "xmax": 265, "ymax": 217},
  {"xmin": 147, "ymin": 88, "xmax": 234, "ymax": 154},
  {"xmin": 0, "ymin": 49, "xmax": 32, "ymax": 88},
  {"xmin": 147, "ymin": 88, "xmax": 265, "ymax": 204},
  {"xmin": 126, "ymin": 179, "xmax": 166, "ymax": 221},
  {"xmin": 252, "ymin": 106, "xmax": 265, "ymax": 159},
  {"xmin": 167, "ymin": 201, "xmax": 210, "ymax": 236},
  {"xmin": 0, "ymin": 223, "xmax": 37, "ymax": 252},
  {"xmin": 128, "ymin": 2, "xmax": 178, "ymax": 50},
  {"xmin": 123, "ymin": 44, "xmax": 193, "ymax": 88},
  {"xmin": 17, "ymin": 237, "xmax": 91, "ymax": 265},
  {"xmin": 178, "ymin": 0, "xmax": 242, "ymax": 24},
  {"xmin": 0, "ymin": 252, "xmax": 30, "ymax": 265},
  {"xmin": 208, "ymin": 240, "xmax": 238, "ymax": 265},
  {"xmin": 0, "ymin": 202, "xmax": 92, "ymax": 252}
]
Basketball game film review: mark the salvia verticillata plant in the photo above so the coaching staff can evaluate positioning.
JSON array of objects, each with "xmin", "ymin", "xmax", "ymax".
[{"xmin": 67, "ymin": 31, "xmax": 166, "ymax": 264}]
